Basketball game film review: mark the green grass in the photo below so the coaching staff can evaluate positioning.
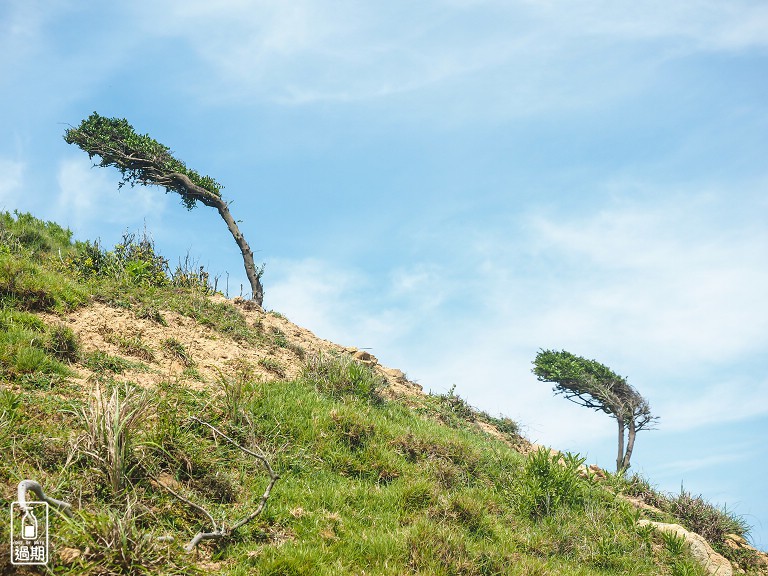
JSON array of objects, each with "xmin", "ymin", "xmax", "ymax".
[
  {"xmin": 0, "ymin": 307, "xmax": 76, "ymax": 384},
  {"xmin": 0, "ymin": 210, "xmax": 759, "ymax": 575},
  {"xmin": 83, "ymin": 350, "xmax": 149, "ymax": 375},
  {"xmin": 0, "ymin": 352, "xmax": 738, "ymax": 575},
  {"xmin": 162, "ymin": 337, "xmax": 195, "ymax": 367},
  {"xmin": 258, "ymin": 356, "xmax": 285, "ymax": 376}
]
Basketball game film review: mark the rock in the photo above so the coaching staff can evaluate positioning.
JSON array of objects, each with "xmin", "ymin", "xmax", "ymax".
[
  {"xmin": 637, "ymin": 520, "xmax": 733, "ymax": 576},
  {"xmin": 578, "ymin": 463, "xmax": 608, "ymax": 480},
  {"xmin": 723, "ymin": 533, "xmax": 768, "ymax": 572},
  {"xmin": 58, "ymin": 547, "xmax": 81, "ymax": 564},
  {"xmin": 233, "ymin": 296, "xmax": 263, "ymax": 312},
  {"xmin": 588, "ymin": 464, "xmax": 607, "ymax": 479},
  {"xmin": 725, "ymin": 534, "xmax": 748, "ymax": 546},
  {"xmin": 353, "ymin": 350, "xmax": 377, "ymax": 364},
  {"xmin": 382, "ymin": 367, "xmax": 406, "ymax": 381},
  {"xmin": 617, "ymin": 494, "xmax": 665, "ymax": 516}
]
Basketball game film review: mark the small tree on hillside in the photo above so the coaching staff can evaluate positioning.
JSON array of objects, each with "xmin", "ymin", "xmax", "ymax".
[
  {"xmin": 532, "ymin": 349, "xmax": 657, "ymax": 473},
  {"xmin": 64, "ymin": 112, "xmax": 264, "ymax": 305}
]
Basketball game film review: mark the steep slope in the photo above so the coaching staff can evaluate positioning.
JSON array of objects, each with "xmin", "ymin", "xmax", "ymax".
[{"xmin": 2, "ymin": 211, "xmax": 766, "ymax": 575}]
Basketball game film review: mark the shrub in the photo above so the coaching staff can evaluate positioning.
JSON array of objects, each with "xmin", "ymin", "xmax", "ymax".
[
  {"xmin": 514, "ymin": 448, "xmax": 588, "ymax": 519},
  {"xmin": 170, "ymin": 253, "xmax": 213, "ymax": 293},
  {"xmin": 0, "ymin": 254, "xmax": 87, "ymax": 312},
  {"xmin": 666, "ymin": 487, "xmax": 750, "ymax": 544},
  {"xmin": 302, "ymin": 353, "xmax": 385, "ymax": 403},
  {"xmin": 67, "ymin": 230, "xmax": 170, "ymax": 288},
  {"xmin": 45, "ymin": 323, "xmax": 80, "ymax": 362},
  {"xmin": 0, "ymin": 211, "xmax": 74, "ymax": 257},
  {"xmin": 74, "ymin": 383, "xmax": 151, "ymax": 493}
]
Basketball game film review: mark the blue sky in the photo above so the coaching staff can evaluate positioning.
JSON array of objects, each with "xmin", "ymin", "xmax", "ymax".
[{"xmin": 2, "ymin": 0, "xmax": 767, "ymax": 550}]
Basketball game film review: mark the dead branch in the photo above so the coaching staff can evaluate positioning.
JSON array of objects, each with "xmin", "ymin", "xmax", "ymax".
[
  {"xmin": 155, "ymin": 417, "xmax": 280, "ymax": 553},
  {"xmin": 17, "ymin": 480, "xmax": 73, "ymax": 517}
]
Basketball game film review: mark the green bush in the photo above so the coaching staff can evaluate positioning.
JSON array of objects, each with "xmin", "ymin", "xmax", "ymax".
[
  {"xmin": 302, "ymin": 353, "xmax": 385, "ymax": 403},
  {"xmin": 0, "ymin": 318, "xmax": 72, "ymax": 382},
  {"xmin": 514, "ymin": 448, "xmax": 588, "ymax": 519},
  {"xmin": 666, "ymin": 487, "xmax": 750, "ymax": 545},
  {"xmin": 0, "ymin": 254, "xmax": 87, "ymax": 312},
  {"xmin": 45, "ymin": 323, "xmax": 80, "ymax": 362},
  {"xmin": 0, "ymin": 211, "xmax": 74, "ymax": 257},
  {"xmin": 68, "ymin": 231, "xmax": 170, "ymax": 288}
]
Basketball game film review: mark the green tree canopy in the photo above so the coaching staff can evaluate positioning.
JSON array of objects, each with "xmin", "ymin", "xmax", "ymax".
[
  {"xmin": 533, "ymin": 349, "xmax": 657, "ymax": 472},
  {"xmin": 64, "ymin": 113, "xmax": 264, "ymax": 304}
]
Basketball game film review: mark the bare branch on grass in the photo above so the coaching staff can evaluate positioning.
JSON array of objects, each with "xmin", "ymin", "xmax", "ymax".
[
  {"xmin": 155, "ymin": 416, "xmax": 280, "ymax": 553},
  {"xmin": 17, "ymin": 479, "xmax": 73, "ymax": 516}
]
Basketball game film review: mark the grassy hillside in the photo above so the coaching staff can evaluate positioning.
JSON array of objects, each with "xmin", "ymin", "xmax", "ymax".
[{"xmin": 0, "ymin": 211, "xmax": 764, "ymax": 575}]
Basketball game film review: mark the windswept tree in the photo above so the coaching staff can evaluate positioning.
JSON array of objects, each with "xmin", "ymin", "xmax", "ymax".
[
  {"xmin": 532, "ymin": 349, "xmax": 657, "ymax": 472},
  {"xmin": 64, "ymin": 113, "xmax": 264, "ymax": 305}
]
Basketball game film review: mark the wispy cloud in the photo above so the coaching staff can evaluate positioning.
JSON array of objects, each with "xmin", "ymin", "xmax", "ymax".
[
  {"xmin": 0, "ymin": 158, "xmax": 24, "ymax": 210},
  {"xmin": 268, "ymin": 187, "xmax": 768, "ymax": 446},
  {"xmin": 523, "ymin": 196, "xmax": 768, "ymax": 366},
  {"xmin": 55, "ymin": 156, "xmax": 168, "ymax": 240},
  {"xmin": 657, "ymin": 380, "xmax": 768, "ymax": 433},
  {"xmin": 123, "ymin": 0, "xmax": 768, "ymax": 113},
  {"xmin": 267, "ymin": 258, "xmax": 449, "ymax": 354},
  {"xmin": 651, "ymin": 445, "xmax": 756, "ymax": 478}
]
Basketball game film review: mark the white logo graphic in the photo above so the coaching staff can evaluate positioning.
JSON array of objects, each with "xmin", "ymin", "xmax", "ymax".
[{"xmin": 10, "ymin": 500, "xmax": 49, "ymax": 565}]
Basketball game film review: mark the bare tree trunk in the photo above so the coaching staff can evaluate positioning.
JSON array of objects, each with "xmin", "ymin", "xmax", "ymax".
[
  {"xmin": 166, "ymin": 172, "xmax": 265, "ymax": 306},
  {"xmin": 215, "ymin": 202, "xmax": 263, "ymax": 306},
  {"xmin": 621, "ymin": 417, "xmax": 637, "ymax": 472},
  {"xmin": 616, "ymin": 416, "xmax": 625, "ymax": 473}
]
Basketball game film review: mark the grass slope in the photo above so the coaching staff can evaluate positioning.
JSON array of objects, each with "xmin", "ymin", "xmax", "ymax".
[{"xmin": 0, "ymin": 211, "xmax": 762, "ymax": 575}]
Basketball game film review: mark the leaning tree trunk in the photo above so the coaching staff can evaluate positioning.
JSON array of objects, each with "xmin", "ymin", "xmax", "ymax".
[
  {"xmin": 616, "ymin": 416, "xmax": 626, "ymax": 473},
  {"xmin": 621, "ymin": 417, "xmax": 637, "ymax": 472},
  {"xmin": 169, "ymin": 173, "xmax": 264, "ymax": 306},
  {"xmin": 215, "ymin": 202, "xmax": 264, "ymax": 305}
]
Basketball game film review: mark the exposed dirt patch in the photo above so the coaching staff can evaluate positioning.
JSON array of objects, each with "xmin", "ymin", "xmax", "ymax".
[{"xmin": 40, "ymin": 295, "xmax": 425, "ymax": 398}]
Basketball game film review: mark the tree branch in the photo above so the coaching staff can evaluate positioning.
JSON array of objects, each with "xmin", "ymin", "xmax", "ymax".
[
  {"xmin": 156, "ymin": 417, "xmax": 280, "ymax": 553},
  {"xmin": 17, "ymin": 480, "xmax": 73, "ymax": 517}
]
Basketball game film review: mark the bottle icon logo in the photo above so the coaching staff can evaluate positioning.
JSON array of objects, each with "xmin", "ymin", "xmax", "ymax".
[
  {"xmin": 10, "ymin": 500, "xmax": 49, "ymax": 565},
  {"xmin": 21, "ymin": 510, "xmax": 38, "ymax": 540}
]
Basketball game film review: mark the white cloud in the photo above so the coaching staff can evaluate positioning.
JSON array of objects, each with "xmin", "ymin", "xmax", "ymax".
[
  {"xmin": 657, "ymin": 380, "xmax": 768, "ymax": 433},
  {"xmin": 261, "ymin": 189, "xmax": 768, "ymax": 450},
  {"xmin": 125, "ymin": 0, "xmax": 768, "ymax": 113},
  {"xmin": 0, "ymin": 158, "xmax": 24, "ymax": 209},
  {"xmin": 265, "ymin": 258, "xmax": 368, "ymax": 346},
  {"xmin": 520, "ymin": 195, "xmax": 768, "ymax": 368},
  {"xmin": 55, "ymin": 156, "xmax": 168, "ymax": 240}
]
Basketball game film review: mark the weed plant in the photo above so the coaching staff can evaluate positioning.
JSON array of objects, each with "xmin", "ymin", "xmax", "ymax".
[
  {"xmin": 73, "ymin": 383, "xmax": 151, "ymax": 494},
  {"xmin": 302, "ymin": 352, "xmax": 385, "ymax": 403},
  {"xmin": 162, "ymin": 337, "xmax": 194, "ymax": 367},
  {"xmin": 514, "ymin": 447, "xmax": 588, "ymax": 519}
]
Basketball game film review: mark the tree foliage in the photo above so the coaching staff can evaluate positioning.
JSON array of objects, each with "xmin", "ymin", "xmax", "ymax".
[
  {"xmin": 64, "ymin": 113, "xmax": 264, "ymax": 304},
  {"xmin": 532, "ymin": 349, "xmax": 657, "ymax": 472}
]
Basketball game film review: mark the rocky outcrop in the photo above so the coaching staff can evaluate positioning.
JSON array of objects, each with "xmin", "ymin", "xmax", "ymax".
[
  {"xmin": 724, "ymin": 533, "xmax": 768, "ymax": 574},
  {"xmin": 341, "ymin": 347, "xmax": 423, "ymax": 397},
  {"xmin": 637, "ymin": 520, "xmax": 733, "ymax": 576}
]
